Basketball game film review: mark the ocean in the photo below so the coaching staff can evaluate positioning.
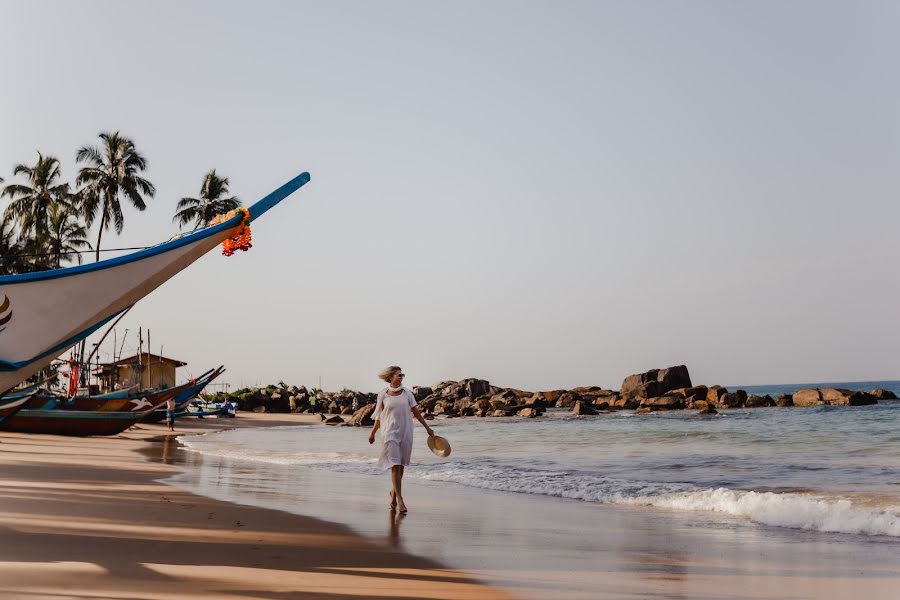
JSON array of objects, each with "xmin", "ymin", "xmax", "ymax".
[{"xmin": 163, "ymin": 380, "xmax": 900, "ymax": 598}]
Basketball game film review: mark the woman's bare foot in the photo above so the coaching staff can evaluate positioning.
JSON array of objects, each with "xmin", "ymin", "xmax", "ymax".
[
  {"xmin": 397, "ymin": 497, "xmax": 408, "ymax": 514},
  {"xmin": 389, "ymin": 492, "xmax": 397, "ymax": 511}
]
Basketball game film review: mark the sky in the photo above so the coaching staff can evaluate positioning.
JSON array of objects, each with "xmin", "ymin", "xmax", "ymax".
[{"xmin": 1, "ymin": 1, "xmax": 899, "ymax": 392}]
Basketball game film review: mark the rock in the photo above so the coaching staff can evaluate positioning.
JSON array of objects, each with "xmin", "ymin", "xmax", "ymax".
[
  {"xmin": 620, "ymin": 370, "xmax": 659, "ymax": 398},
  {"xmin": 745, "ymin": 394, "xmax": 775, "ymax": 408},
  {"xmin": 776, "ymin": 393, "xmax": 793, "ymax": 407},
  {"xmin": 340, "ymin": 406, "xmax": 354, "ymax": 415},
  {"xmin": 718, "ymin": 390, "xmax": 747, "ymax": 408},
  {"xmin": 327, "ymin": 400, "xmax": 340, "ymax": 414},
  {"xmin": 325, "ymin": 415, "xmax": 344, "ymax": 425},
  {"xmin": 462, "ymin": 379, "xmax": 491, "ymax": 399},
  {"xmin": 572, "ymin": 401, "xmax": 597, "ymax": 416},
  {"xmin": 821, "ymin": 388, "xmax": 877, "ymax": 406},
  {"xmin": 556, "ymin": 392, "xmax": 583, "ymax": 408},
  {"xmin": 657, "ymin": 365, "xmax": 692, "ymax": 391},
  {"xmin": 640, "ymin": 395, "xmax": 685, "ymax": 410},
  {"xmin": 252, "ymin": 405, "xmax": 267, "ymax": 413},
  {"xmin": 518, "ymin": 407, "xmax": 541, "ymax": 418},
  {"xmin": 491, "ymin": 390, "xmax": 517, "ymax": 403},
  {"xmin": 591, "ymin": 398, "xmax": 610, "ymax": 409},
  {"xmin": 706, "ymin": 386, "xmax": 728, "ymax": 405},
  {"xmin": 689, "ymin": 399, "xmax": 710, "ymax": 410},
  {"xmin": 697, "ymin": 407, "xmax": 718, "ymax": 415},
  {"xmin": 792, "ymin": 389, "xmax": 823, "ymax": 407},
  {"xmin": 635, "ymin": 407, "xmax": 653, "ymax": 414},
  {"xmin": 623, "ymin": 380, "xmax": 664, "ymax": 401},
  {"xmin": 348, "ymin": 403, "xmax": 376, "ymax": 426},
  {"xmin": 674, "ymin": 386, "xmax": 708, "ymax": 400},
  {"xmin": 491, "ymin": 409, "xmax": 509, "ymax": 417},
  {"xmin": 413, "ymin": 386, "xmax": 434, "ymax": 402},
  {"xmin": 869, "ymin": 388, "xmax": 897, "ymax": 400},
  {"xmin": 537, "ymin": 390, "xmax": 566, "ymax": 403}
]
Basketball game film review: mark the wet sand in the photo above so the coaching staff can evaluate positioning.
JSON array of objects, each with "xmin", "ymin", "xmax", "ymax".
[{"xmin": 0, "ymin": 413, "xmax": 514, "ymax": 599}]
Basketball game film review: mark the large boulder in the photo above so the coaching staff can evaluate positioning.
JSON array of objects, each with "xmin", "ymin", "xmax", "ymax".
[
  {"xmin": 821, "ymin": 388, "xmax": 877, "ymax": 406},
  {"xmin": 556, "ymin": 392, "xmax": 583, "ymax": 408},
  {"xmin": 621, "ymin": 366, "xmax": 692, "ymax": 400},
  {"xmin": 348, "ymin": 403, "xmax": 376, "ymax": 426},
  {"xmin": 413, "ymin": 386, "xmax": 434, "ymax": 402},
  {"xmin": 706, "ymin": 386, "xmax": 728, "ymax": 405},
  {"xmin": 776, "ymin": 393, "xmax": 793, "ymax": 407},
  {"xmin": 657, "ymin": 365, "xmax": 692, "ymax": 392},
  {"xmin": 792, "ymin": 389, "xmax": 823, "ymax": 407},
  {"xmin": 620, "ymin": 369, "xmax": 659, "ymax": 398},
  {"xmin": 745, "ymin": 394, "xmax": 775, "ymax": 408},
  {"xmin": 462, "ymin": 379, "xmax": 491, "ymax": 399},
  {"xmin": 869, "ymin": 388, "xmax": 897, "ymax": 400},
  {"xmin": 640, "ymin": 395, "xmax": 685, "ymax": 411},
  {"xmin": 518, "ymin": 407, "xmax": 541, "ymax": 418},
  {"xmin": 325, "ymin": 415, "xmax": 344, "ymax": 425},
  {"xmin": 718, "ymin": 390, "xmax": 747, "ymax": 408},
  {"xmin": 572, "ymin": 401, "xmax": 598, "ymax": 416},
  {"xmin": 536, "ymin": 390, "xmax": 567, "ymax": 404}
]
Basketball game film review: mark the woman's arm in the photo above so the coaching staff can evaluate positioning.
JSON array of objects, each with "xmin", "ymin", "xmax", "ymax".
[
  {"xmin": 368, "ymin": 419, "xmax": 380, "ymax": 444},
  {"xmin": 411, "ymin": 406, "xmax": 434, "ymax": 437}
]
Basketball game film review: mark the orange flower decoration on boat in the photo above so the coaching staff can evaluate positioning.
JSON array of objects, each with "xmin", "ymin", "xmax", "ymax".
[{"xmin": 210, "ymin": 207, "xmax": 252, "ymax": 256}]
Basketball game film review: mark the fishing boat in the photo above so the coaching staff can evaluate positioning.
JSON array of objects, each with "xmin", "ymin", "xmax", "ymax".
[
  {"xmin": 141, "ymin": 367, "xmax": 225, "ymax": 424},
  {"xmin": 0, "ymin": 391, "xmax": 33, "ymax": 424},
  {"xmin": 1, "ymin": 386, "xmax": 182, "ymax": 436},
  {"xmin": 0, "ymin": 172, "xmax": 311, "ymax": 395}
]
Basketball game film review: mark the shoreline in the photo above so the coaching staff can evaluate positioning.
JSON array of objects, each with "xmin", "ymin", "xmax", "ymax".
[
  {"xmin": 161, "ymin": 412, "xmax": 900, "ymax": 600},
  {"xmin": 0, "ymin": 413, "xmax": 515, "ymax": 599}
]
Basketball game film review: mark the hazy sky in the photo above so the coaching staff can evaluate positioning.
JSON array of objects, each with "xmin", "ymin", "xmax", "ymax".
[{"xmin": 2, "ymin": 1, "xmax": 899, "ymax": 392}]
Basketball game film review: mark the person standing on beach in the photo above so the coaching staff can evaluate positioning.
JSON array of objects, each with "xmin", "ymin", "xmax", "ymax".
[
  {"xmin": 368, "ymin": 366, "xmax": 434, "ymax": 513},
  {"xmin": 166, "ymin": 396, "xmax": 176, "ymax": 432}
]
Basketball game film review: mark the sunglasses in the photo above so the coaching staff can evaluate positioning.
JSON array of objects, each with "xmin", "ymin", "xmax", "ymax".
[{"xmin": 397, "ymin": 373, "xmax": 405, "ymax": 378}]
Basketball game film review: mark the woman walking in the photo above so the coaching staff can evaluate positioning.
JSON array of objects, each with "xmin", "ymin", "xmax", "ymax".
[{"xmin": 368, "ymin": 366, "xmax": 434, "ymax": 513}]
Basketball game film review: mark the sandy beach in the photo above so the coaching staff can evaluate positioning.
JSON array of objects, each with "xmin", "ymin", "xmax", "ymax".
[
  {"xmin": 2, "ymin": 412, "xmax": 900, "ymax": 600},
  {"xmin": 0, "ymin": 414, "xmax": 514, "ymax": 600}
]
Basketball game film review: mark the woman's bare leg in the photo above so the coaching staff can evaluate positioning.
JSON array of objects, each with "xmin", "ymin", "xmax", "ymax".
[
  {"xmin": 391, "ymin": 466, "xmax": 401, "ymax": 510},
  {"xmin": 396, "ymin": 466, "xmax": 407, "ymax": 513}
]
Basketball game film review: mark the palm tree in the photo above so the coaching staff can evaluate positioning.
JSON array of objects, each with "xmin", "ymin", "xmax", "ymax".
[
  {"xmin": 1, "ymin": 153, "xmax": 71, "ymax": 241},
  {"xmin": 76, "ymin": 131, "xmax": 155, "ymax": 261},
  {"xmin": 46, "ymin": 203, "xmax": 92, "ymax": 268},
  {"xmin": 173, "ymin": 169, "xmax": 241, "ymax": 230}
]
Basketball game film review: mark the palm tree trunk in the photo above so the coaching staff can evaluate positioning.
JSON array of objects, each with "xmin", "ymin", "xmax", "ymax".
[{"xmin": 95, "ymin": 205, "xmax": 107, "ymax": 262}]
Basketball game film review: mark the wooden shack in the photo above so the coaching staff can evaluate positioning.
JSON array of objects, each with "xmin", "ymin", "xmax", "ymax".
[{"xmin": 97, "ymin": 353, "xmax": 187, "ymax": 391}]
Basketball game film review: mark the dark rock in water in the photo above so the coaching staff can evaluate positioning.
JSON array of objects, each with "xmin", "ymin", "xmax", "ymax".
[
  {"xmin": 623, "ymin": 381, "xmax": 664, "ymax": 401},
  {"xmin": 689, "ymin": 399, "xmax": 710, "ymax": 410},
  {"xmin": 640, "ymin": 395, "xmax": 685, "ymax": 410},
  {"xmin": 706, "ymin": 385, "xmax": 728, "ymax": 405},
  {"xmin": 697, "ymin": 407, "xmax": 718, "ymax": 415},
  {"xmin": 793, "ymin": 389, "xmax": 823, "ymax": 407},
  {"xmin": 776, "ymin": 393, "xmax": 793, "ymax": 407},
  {"xmin": 718, "ymin": 390, "xmax": 747, "ymax": 408},
  {"xmin": 621, "ymin": 369, "xmax": 659, "ymax": 398},
  {"xmin": 745, "ymin": 394, "xmax": 775, "ymax": 408},
  {"xmin": 325, "ymin": 415, "xmax": 344, "ymax": 425},
  {"xmin": 535, "ymin": 390, "xmax": 566, "ymax": 404},
  {"xmin": 348, "ymin": 403, "xmax": 376, "ymax": 426},
  {"xmin": 572, "ymin": 400, "xmax": 597, "ymax": 416},
  {"xmin": 556, "ymin": 392, "xmax": 583, "ymax": 408},
  {"xmin": 821, "ymin": 388, "xmax": 877, "ymax": 406},
  {"xmin": 634, "ymin": 407, "xmax": 653, "ymax": 414},
  {"xmin": 869, "ymin": 388, "xmax": 897, "ymax": 400},
  {"xmin": 491, "ymin": 409, "xmax": 510, "ymax": 417},
  {"xmin": 518, "ymin": 407, "xmax": 541, "ymax": 418},
  {"xmin": 657, "ymin": 365, "xmax": 692, "ymax": 392}
]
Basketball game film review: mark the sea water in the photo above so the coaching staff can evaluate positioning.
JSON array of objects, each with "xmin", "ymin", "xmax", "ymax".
[{"xmin": 178, "ymin": 381, "xmax": 900, "ymax": 539}]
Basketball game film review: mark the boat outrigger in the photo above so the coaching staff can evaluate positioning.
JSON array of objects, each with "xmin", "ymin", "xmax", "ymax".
[{"xmin": 0, "ymin": 172, "xmax": 310, "ymax": 395}]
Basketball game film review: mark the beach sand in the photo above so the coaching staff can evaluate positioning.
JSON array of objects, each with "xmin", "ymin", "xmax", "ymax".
[
  {"xmin": 0, "ymin": 413, "xmax": 514, "ymax": 599},
  {"xmin": 3, "ymin": 414, "xmax": 900, "ymax": 600}
]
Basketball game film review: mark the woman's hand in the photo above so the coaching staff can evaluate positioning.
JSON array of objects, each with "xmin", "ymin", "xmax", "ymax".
[
  {"xmin": 426, "ymin": 425, "xmax": 435, "ymax": 437},
  {"xmin": 368, "ymin": 431, "xmax": 376, "ymax": 444}
]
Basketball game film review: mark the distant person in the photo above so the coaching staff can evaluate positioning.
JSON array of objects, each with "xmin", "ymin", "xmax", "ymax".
[
  {"xmin": 223, "ymin": 399, "xmax": 236, "ymax": 418},
  {"xmin": 352, "ymin": 397, "xmax": 359, "ymax": 411},
  {"xmin": 368, "ymin": 366, "xmax": 434, "ymax": 514},
  {"xmin": 166, "ymin": 397, "xmax": 176, "ymax": 431}
]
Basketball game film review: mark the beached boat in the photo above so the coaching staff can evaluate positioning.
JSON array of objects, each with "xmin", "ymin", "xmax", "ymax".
[
  {"xmin": 142, "ymin": 367, "xmax": 225, "ymax": 423},
  {"xmin": 0, "ymin": 172, "xmax": 311, "ymax": 395},
  {"xmin": 1, "ymin": 386, "xmax": 182, "ymax": 436},
  {"xmin": 0, "ymin": 391, "xmax": 33, "ymax": 424}
]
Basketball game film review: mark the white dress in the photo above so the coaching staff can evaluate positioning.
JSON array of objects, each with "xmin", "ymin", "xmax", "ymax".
[{"xmin": 372, "ymin": 388, "xmax": 417, "ymax": 470}]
